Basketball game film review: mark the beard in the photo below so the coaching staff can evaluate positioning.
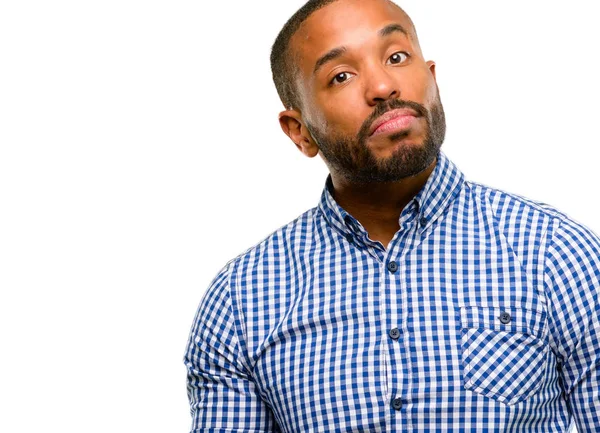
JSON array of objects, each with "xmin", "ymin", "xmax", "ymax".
[{"xmin": 305, "ymin": 91, "xmax": 446, "ymax": 184}]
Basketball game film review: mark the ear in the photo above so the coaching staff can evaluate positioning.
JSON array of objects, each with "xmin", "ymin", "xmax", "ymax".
[
  {"xmin": 278, "ymin": 109, "xmax": 319, "ymax": 158},
  {"xmin": 426, "ymin": 60, "xmax": 437, "ymax": 82}
]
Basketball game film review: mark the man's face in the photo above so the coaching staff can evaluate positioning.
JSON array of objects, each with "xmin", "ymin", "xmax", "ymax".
[{"xmin": 288, "ymin": 0, "xmax": 446, "ymax": 183}]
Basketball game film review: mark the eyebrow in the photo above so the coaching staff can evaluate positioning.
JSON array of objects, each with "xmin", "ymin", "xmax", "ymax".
[
  {"xmin": 312, "ymin": 23, "xmax": 409, "ymax": 76},
  {"xmin": 313, "ymin": 47, "xmax": 347, "ymax": 75},
  {"xmin": 379, "ymin": 23, "xmax": 408, "ymax": 38}
]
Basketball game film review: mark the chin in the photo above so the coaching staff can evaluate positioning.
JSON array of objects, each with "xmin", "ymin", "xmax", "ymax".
[{"xmin": 370, "ymin": 134, "xmax": 423, "ymax": 158}]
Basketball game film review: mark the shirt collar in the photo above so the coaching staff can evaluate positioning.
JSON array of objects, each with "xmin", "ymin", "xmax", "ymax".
[{"xmin": 317, "ymin": 151, "xmax": 465, "ymax": 243}]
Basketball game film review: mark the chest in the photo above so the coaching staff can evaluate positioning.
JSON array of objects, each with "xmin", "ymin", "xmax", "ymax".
[{"xmin": 239, "ymin": 220, "xmax": 555, "ymax": 432}]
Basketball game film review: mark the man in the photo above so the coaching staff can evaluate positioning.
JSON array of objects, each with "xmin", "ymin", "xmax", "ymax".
[{"xmin": 184, "ymin": 0, "xmax": 600, "ymax": 431}]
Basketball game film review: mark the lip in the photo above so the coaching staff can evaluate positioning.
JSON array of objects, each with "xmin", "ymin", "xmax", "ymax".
[{"xmin": 369, "ymin": 108, "xmax": 419, "ymax": 137}]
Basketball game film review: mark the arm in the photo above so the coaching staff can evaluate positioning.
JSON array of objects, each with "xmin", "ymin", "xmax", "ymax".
[
  {"xmin": 545, "ymin": 218, "xmax": 600, "ymax": 432},
  {"xmin": 183, "ymin": 265, "xmax": 281, "ymax": 433}
]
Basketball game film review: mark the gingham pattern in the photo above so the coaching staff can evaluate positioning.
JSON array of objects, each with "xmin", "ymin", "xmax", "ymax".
[
  {"xmin": 460, "ymin": 306, "xmax": 549, "ymax": 405},
  {"xmin": 184, "ymin": 152, "xmax": 600, "ymax": 433}
]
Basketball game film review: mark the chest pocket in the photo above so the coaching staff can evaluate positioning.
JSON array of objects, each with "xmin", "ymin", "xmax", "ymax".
[{"xmin": 460, "ymin": 305, "xmax": 549, "ymax": 405}]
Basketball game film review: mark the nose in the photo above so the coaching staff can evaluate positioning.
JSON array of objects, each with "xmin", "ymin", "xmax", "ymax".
[{"xmin": 364, "ymin": 64, "xmax": 400, "ymax": 106}]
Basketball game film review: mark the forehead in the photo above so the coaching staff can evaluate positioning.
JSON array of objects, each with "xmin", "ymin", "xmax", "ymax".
[{"xmin": 290, "ymin": 0, "xmax": 415, "ymax": 74}]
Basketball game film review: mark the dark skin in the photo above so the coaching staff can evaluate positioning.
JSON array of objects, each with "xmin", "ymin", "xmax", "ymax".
[{"xmin": 279, "ymin": 0, "xmax": 440, "ymax": 248}]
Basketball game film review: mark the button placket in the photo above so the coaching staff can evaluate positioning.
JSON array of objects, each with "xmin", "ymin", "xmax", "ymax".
[{"xmin": 383, "ymin": 253, "xmax": 406, "ymax": 416}]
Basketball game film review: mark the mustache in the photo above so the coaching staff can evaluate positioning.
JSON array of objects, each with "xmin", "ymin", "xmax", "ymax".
[{"xmin": 357, "ymin": 99, "xmax": 428, "ymax": 141}]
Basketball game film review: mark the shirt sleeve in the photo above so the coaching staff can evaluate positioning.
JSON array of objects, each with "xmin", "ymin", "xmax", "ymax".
[
  {"xmin": 183, "ymin": 265, "xmax": 281, "ymax": 433},
  {"xmin": 544, "ymin": 217, "xmax": 600, "ymax": 433}
]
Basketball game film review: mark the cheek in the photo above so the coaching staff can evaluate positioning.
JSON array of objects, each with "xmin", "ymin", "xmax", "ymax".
[
  {"xmin": 420, "ymin": 72, "xmax": 439, "ymax": 105},
  {"xmin": 319, "ymin": 92, "xmax": 369, "ymax": 134},
  {"xmin": 311, "ymin": 98, "xmax": 366, "ymax": 135},
  {"xmin": 401, "ymin": 68, "xmax": 437, "ymax": 104},
  {"xmin": 424, "ymin": 81, "xmax": 439, "ymax": 106}
]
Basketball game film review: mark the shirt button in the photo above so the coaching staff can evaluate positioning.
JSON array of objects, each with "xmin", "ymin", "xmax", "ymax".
[
  {"xmin": 391, "ymin": 398, "xmax": 403, "ymax": 410},
  {"xmin": 344, "ymin": 216, "xmax": 357, "ymax": 232},
  {"xmin": 389, "ymin": 328, "xmax": 401, "ymax": 340},
  {"xmin": 419, "ymin": 216, "xmax": 428, "ymax": 227},
  {"xmin": 499, "ymin": 312, "xmax": 512, "ymax": 324},
  {"xmin": 387, "ymin": 261, "xmax": 398, "ymax": 273}
]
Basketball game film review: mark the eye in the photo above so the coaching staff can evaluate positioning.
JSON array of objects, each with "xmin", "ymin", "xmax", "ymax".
[
  {"xmin": 387, "ymin": 51, "xmax": 409, "ymax": 65},
  {"xmin": 329, "ymin": 72, "xmax": 355, "ymax": 86}
]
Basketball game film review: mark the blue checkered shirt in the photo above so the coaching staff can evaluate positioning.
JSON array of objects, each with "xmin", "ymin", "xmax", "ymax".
[{"xmin": 184, "ymin": 152, "xmax": 600, "ymax": 432}]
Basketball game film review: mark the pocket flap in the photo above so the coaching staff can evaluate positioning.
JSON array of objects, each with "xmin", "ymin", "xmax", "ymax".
[{"xmin": 460, "ymin": 305, "xmax": 547, "ymax": 338}]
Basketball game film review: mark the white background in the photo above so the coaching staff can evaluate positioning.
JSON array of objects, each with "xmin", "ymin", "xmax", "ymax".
[{"xmin": 1, "ymin": 1, "xmax": 598, "ymax": 432}]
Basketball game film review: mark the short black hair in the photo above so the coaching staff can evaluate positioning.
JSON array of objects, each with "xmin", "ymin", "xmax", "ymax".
[
  {"xmin": 270, "ymin": 0, "xmax": 414, "ymax": 111},
  {"xmin": 270, "ymin": 0, "xmax": 339, "ymax": 110}
]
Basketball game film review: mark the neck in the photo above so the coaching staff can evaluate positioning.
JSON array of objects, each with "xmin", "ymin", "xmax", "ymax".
[{"xmin": 329, "ymin": 158, "xmax": 437, "ymax": 247}]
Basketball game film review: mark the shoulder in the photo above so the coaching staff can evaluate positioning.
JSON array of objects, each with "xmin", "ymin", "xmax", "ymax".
[
  {"xmin": 207, "ymin": 206, "xmax": 320, "ymax": 290},
  {"xmin": 462, "ymin": 180, "xmax": 600, "ymax": 281},
  {"xmin": 233, "ymin": 206, "xmax": 319, "ymax": 263},
  {"xmin": 194, "ymin": 206, "xmax": 320, "ymax": 322},
  {"xmin": 466, "ymin": 180, "xmax": 599, "ymax": 241},
  {"xmin": 462, "ymin": 182, "xmax": 599, "ymax": 295},
  {"xmin": 466, "ymin": 180, "xmax": 566, "ymax": 222},
  {"xmin": 545, "ymin": 211, "xmax": 600, "ymax": 279}
]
